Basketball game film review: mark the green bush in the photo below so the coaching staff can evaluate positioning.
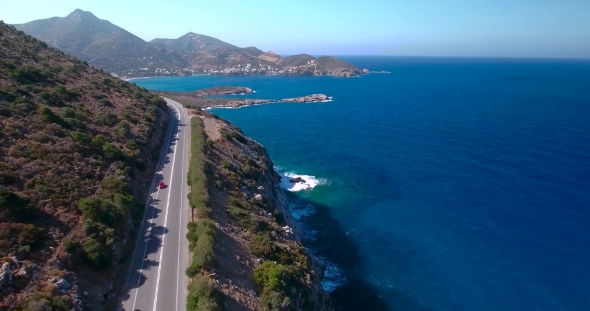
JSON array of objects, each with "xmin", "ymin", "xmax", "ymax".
[
  {"xmin": 60, "ymin": 107, "xmax": 76, "ymax": 118},
  {"xmin": 247, "ymin": 234, "xmax": 274, "ymax": 258},
  {"xmin": 82, "ymin": 237, "xmax": 111, "ymax": 268},
  {"xmin": 253, "ymin": 261, "xmax": 288, "ymax": 291},
  {"xmin": 0, "ymin": 187, "xmax": 29, "ymax": 213},
  {"xmin": 126, "ymin": 139, "xmax": 139, "ymax": 150},
  {"xmin": 96, "ymin": 112, "xmax": 118, "ymax": 126},
  {"xmin": 92, "ymin": 135, "xmax": 106, "ymax": 147},
  {"xmin": 38, "ymin": 106, "xmax": 69, "ymax": 128},
  {"xmin": 103, "ymin": 143, "xmax": 120, "ymax": 159},
  {"xmin": 186, "ymin": 274, "xmax": 221, "ymax": 311},
  {"xmin": 63, "ymin": 240, "xmax": 80, "ymax": 253},
  {"xmin": 78, "ymin": 197, "xmax": 124, "ymax": 227},
  {"xmin": 260, "ymin": 289, "xmax": 291, "ymax": 311},
  {"xmin": 65, "ymin": 117, "xmax": 86, "ymax": 129},
  {"xmin": 70, "ymin": 131, "xmax": 91, "ymax": 144}
]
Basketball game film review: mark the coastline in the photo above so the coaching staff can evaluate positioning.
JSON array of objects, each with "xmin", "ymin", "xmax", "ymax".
[{"xmin": 125, "ymin": 72, "xmax": 378, "ymax": 81}]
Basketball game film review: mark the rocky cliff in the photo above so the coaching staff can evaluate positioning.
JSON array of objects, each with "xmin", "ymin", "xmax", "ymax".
[{"xmin": 191, "ymin": 109, "xmax": 332, "ymax": 311}]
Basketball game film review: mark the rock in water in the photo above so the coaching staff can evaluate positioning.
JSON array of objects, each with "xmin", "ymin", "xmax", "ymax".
[{"xmin": 289, "ymin": 177, "xmax": 306, "ymax": 183}]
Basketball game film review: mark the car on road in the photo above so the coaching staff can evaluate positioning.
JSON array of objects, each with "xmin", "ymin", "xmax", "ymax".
[{"xmin": 159, "ymin": 181, "xmax": 165, "ymax": 189}]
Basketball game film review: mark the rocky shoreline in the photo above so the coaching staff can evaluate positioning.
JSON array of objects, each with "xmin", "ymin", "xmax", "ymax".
[
  {"xmin": 221, "ymin": 94, "xmax": 332, "ymax": 108},
  {"xmin": 153, "ymin": 87, "xmax": 332, "ymax": 109}
]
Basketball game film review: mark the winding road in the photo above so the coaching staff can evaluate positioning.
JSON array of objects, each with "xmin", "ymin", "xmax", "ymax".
[{"xmin": 120, "ymin": 98, "xmax": 190, "ymax": 311}]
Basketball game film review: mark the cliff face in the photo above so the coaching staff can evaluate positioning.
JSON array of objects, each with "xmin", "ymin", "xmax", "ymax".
[{"xmin": 194, "ymin": 110, "xmax": 332, "ymax": 311}]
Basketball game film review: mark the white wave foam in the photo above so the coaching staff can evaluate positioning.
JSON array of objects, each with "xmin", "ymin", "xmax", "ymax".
[
  {"xmin": 277, "ymin": 170, "xmax": 329, "ymax": 192},
  {"xmin": 319, "ymin": 257, "xmax": 346, "ymax": 293}
]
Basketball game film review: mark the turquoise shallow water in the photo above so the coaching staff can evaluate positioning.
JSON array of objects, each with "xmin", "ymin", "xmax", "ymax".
[{"xmin": 134, "ymin": 57, "xmax": 590, "ymax": 311}]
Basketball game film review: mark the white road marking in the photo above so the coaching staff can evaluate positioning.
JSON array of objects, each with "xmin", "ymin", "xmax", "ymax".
[
  {"xmin": 171, "ymin": 102, "xmax": 185, "ymax": 311},
  {"xmin": 153, "ymin": 107, "xmax": 180, "ymax": 311}
]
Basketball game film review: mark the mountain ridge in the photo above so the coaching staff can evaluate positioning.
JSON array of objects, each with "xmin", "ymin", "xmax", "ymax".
[{"xmin": 13, "ymin": 9, "xmax": 363, "ymax": 78}]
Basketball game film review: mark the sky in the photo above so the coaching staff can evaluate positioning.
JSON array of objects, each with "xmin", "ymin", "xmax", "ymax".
[{"xmin": 2, "ymin": 0, "xmax": 589, "ymax": 58}]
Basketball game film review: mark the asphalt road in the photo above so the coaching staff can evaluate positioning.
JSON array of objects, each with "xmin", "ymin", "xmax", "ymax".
[{"xmin": 121, "ymin": 98, "xmax": 190, "ymax": 311}]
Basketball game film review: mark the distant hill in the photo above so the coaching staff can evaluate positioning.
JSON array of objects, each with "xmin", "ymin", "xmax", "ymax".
[
  {"xmin": 0, "ymin": 21, "xmax": 168, "ymax": 309},
  {"xmin": 281, "ymin": 53, "xmax": 316, "ymax": 66},
  {"xmin": 14, "ymin": 9, "xmax": 363, "ymax": 77},
  {"xmin": 150, "ymin": 32, "xmax": 236, "ymax": 52}
]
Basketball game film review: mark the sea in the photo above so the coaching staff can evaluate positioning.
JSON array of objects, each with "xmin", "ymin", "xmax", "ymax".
[{"xmin": 133, "ymin": 57, "xmax": 590, "ymax": 311}]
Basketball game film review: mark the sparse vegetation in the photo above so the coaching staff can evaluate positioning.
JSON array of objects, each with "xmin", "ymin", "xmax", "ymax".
[
  {"xmin": 0, "ymin": 22, "xmax": 168, "ymax": 308},
  {"xmin": 198, "ymin": 114, "xmax": 331, "ymax": 310}
]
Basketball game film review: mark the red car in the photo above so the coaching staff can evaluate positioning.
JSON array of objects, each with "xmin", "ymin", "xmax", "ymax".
[{"xmin": 159, "ymin": 181, "xmax": 165, "ymax": 189}]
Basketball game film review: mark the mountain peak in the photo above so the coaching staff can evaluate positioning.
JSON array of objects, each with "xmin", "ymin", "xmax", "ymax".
[
  {"xmin": 69, "ymin": 9, "xmax": 97, "ymax": 17},
  {"xmin": 66, "ymin": 9, "xmax": 99, "ymax": 23}
]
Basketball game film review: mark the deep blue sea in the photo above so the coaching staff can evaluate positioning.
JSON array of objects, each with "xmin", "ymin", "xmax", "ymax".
[{"xmin": 134, "ymin": 57, "xmax": 590, "ymax": 311}]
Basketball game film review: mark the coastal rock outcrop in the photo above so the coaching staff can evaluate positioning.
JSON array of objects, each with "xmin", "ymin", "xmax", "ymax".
[
  {"xmin": 290, "ymin": 177, "xmax": 307, "ymax": 183},
  {"xmin": 158, "ymin": 87, "xmax": 332, "ymax": 109},
  {"xmin": 283, "ymin": 94, "xmax": 330, "ymax": 103}
]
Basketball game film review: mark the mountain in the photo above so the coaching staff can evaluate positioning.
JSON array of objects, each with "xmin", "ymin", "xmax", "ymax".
[
  {"xmin": 13, "ymin": 9, "xmax": 153, "ymax": 60},
  {"xmin": 0, "ymin": 21, "xmax": 168, "ymax": 310},
  {"xmin": 14, "ymin": 9, "xmax": 363, "ymax": 78},
  {"xmin": 13, "ymin": 9, "xmax": 190, "ymax": 77},
  {"xmin": 150, "ymin": 32, "xmax": 236, "ymax": 52}
]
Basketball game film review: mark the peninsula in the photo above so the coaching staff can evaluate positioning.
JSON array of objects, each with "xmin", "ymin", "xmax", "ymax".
[{"xmin": 153, "ymin": 87, "xmax": 332, "ymax": 109}]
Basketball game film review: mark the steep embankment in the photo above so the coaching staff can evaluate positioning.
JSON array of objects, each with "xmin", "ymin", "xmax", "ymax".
[
  {"xmin": 186, "ymin": 109, "xmax": 332, "ymax": 310},
  {"xmin": 0, "ymin": 21, "xmax": 168, "ymax": 310}
]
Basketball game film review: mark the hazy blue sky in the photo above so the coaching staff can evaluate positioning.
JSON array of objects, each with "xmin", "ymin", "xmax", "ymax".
[{"xmin": 2, "ymin": 0, "xmax": 589, "ymax": 58}]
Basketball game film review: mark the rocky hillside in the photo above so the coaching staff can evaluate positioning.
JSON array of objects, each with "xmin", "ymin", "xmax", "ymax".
[
  {"xmin": 14, "ymin": 9, "xmax": 363, "ymax": 78},
  {"xmin": 0, "ymin": 21, "xmax": 169, "ymax": 310},
  {"xmin": 150, "ymin": 32, "xmax": 237, "ymax": 52},
  {"xmin": 187, "ymin": 109, "xmax": 333, "ymax": 310}
]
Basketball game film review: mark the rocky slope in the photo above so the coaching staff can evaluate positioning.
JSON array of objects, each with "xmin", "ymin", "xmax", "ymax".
[
  {"xmin": 0, "ymin": 21, "xmax": 168, "ymax": 310},
  {"xmin": 190, "ymin": 109, "xmax": 333, "ymax": 310},
  {"xmin": 14, "ymin": 9, "xmax": 364, "ymax": 78}
]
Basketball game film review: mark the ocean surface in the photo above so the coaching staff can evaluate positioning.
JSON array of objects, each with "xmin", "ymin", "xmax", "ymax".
[{"xmin": 134, "ymin": 57, "xmax": 590, "ymax": 311}]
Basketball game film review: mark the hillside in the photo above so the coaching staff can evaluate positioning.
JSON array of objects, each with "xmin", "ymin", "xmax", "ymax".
[
  {"xmin": 15, "ymin": 10, "xmax": 364, "ymax": 78},
  {"xmin": 0, "ymin": 21, "xmax": 169, "ymax": 310},
  {"xmin": 185, "ymin": 109, "xmax": 333, "ymax": 310},
  {"xmin": 150, "ymin": 32, "xmax": 237, "ymax": 52},
  {"xmin": 13, "ymin": 9, "xmax": 191, "ymax": 77},
  {"xmin": 280, "ymin": 54, "xmax": 316, "ymax": 67}
]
